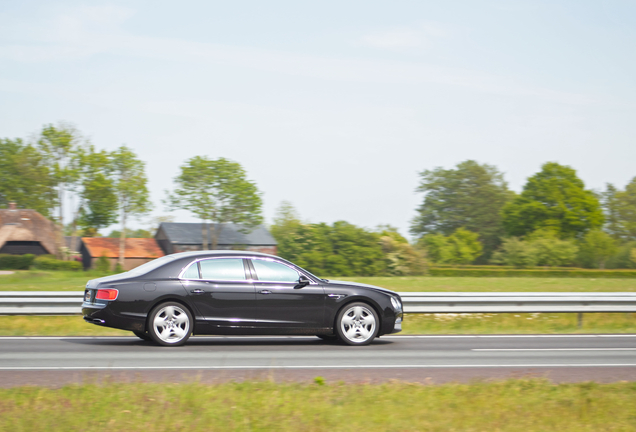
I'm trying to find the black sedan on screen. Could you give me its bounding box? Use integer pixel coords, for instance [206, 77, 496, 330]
[82, 251, 403, 346]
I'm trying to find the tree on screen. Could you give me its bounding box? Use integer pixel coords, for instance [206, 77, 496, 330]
[36, 123, 86, 256]
[501, 162, 603, 239]
[377, 226, 427, 276]
[107, 228, 152, 238]
[410, 160, 514, 260]
[166, 157, 263, 250]
[491, 229, 578, 268]
[420, 228, 483, 264]
[578, 229, 618, 269]
[111, 145, 152, 268]
[491, 237, 538, 268]
[0, 138, 55, 214]
[72, 147, 118, 250]
[525, 229, 578, 267]
[603, 178, 636, 241]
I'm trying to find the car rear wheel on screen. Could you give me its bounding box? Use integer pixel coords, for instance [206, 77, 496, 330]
[335, 302, 378, 346]
[133, 330, 152, 341]
[148, 302, 193, 347]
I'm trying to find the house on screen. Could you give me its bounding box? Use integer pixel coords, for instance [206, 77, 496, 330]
[80, 237, 164, 271]
[0, 203, 57, 255]
[155, 223, 277, 255]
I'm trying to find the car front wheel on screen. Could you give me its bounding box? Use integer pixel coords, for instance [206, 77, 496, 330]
[148, 302, 193, 347]
[335, 302, 378, 346]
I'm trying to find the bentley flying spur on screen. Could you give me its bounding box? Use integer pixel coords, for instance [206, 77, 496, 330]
[82, 251, 403, 346]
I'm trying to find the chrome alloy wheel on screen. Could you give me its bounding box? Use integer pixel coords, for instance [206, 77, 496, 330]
[151, 304, 191, 345]
[338, 304, 377, 345]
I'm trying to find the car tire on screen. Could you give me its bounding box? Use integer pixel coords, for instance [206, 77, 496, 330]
[316, 334, 339, 342]
[335, 302, 379, 346]
[133, 330, 152, 341]
[147, 302, 193, 347]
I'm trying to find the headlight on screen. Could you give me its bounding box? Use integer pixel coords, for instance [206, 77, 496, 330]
[390, 296, 402, 311]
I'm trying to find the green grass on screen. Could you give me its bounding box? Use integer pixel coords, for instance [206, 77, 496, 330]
[334, 276, 636, 292]
[0, 270, 104, 291]
[2, 313, 635, 337]
[3, 272, 636, 292]
[1, 380, 635, 431]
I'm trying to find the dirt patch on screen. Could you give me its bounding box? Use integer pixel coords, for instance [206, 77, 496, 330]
[0, 271, 14, 276]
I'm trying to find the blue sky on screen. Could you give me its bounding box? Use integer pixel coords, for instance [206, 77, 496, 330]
[1, 1, 635, 237]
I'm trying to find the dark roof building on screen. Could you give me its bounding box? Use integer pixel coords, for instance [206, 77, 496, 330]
[0, 203, 57, 255]
[155, 223, 277, 255]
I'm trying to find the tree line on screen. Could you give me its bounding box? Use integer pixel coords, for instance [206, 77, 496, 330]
[2, 123, 635, 273]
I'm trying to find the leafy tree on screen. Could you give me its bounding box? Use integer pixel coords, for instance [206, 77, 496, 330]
[37, 123, 86, 256]
[492, 230, 578, 268]
[491, 237, 538, 268]
[501, 162, 603, 239]
[525, 229, 578, 267]
[578, 229, 618, 269]
[166, 157, 263, 249]
[111, 145, 152, 268]
[377, 226, 426, 276]
[603, 178, 636, 241]
[410, 160, 514, 260]
[270, 204, 387, 277]
[420, 228, 483, 264]
[0, 138, 55, 214]
[71, 147, 118, 251]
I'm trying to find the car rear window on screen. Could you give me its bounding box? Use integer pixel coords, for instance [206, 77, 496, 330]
[199, 258, 247, 281]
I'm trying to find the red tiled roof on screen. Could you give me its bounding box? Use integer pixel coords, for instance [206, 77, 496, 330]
[82, 238, 164, 259]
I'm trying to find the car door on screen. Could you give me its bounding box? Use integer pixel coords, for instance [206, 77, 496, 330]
[249, 258, 326, 329]
[180, 257, 258, 328]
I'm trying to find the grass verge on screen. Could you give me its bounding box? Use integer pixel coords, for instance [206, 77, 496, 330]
[2, 313, 635, 336]
[1, 380, 635, 431]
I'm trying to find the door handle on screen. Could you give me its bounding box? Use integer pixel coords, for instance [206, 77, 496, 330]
[259, 290, 272, 295]
[190, 289, 205, 294]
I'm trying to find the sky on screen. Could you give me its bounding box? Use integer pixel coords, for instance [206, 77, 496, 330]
[1, 0, 635, 238]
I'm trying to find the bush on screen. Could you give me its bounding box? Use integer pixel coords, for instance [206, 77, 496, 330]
[0, 254, 35, 270]
[429, 268, 636, 278]
[95, 254, 111, 273]
[32, 255, 82, 271]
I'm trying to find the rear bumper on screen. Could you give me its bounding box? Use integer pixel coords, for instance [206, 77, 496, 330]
[82, 302, 146, 332]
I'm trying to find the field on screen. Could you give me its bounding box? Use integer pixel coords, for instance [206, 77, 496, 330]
[1, 379, 635, 431]
[2, 271, 636, 292]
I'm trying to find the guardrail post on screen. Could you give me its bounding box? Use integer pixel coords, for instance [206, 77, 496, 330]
[577, 313, 583, 329]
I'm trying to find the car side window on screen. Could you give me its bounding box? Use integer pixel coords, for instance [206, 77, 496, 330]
[251, 259, 300, 283]
[182, 262, 200, 279]
[199, 258, 247, 281]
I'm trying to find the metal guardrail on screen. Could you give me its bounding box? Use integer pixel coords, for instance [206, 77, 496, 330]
[2, 291, 636, 315]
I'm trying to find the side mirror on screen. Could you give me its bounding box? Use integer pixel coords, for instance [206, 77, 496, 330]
[295, 275, 310, 289]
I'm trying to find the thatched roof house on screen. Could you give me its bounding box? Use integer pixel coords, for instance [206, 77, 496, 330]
[0, 203, 57, 255]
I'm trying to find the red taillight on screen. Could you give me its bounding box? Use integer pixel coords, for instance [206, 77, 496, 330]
[96, 289, 119, 300]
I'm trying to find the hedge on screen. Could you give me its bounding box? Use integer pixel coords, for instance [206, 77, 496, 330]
[430, 265, 583, 270]
[0, 254, 36, 270]
[32, 255, 82, 271]
[429, 268, 636, 278]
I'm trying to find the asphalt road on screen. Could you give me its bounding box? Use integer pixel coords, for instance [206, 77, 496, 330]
[1, 335, 636, 386]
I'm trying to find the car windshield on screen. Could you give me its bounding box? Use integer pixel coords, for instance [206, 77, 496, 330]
[126, 255, 179, 276]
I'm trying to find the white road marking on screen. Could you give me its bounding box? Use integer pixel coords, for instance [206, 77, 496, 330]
[473, 348, 636, 352]
[0, 364, 636, 371]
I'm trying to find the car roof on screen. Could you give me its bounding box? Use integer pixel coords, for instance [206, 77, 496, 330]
[167, 250, 280, 260]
